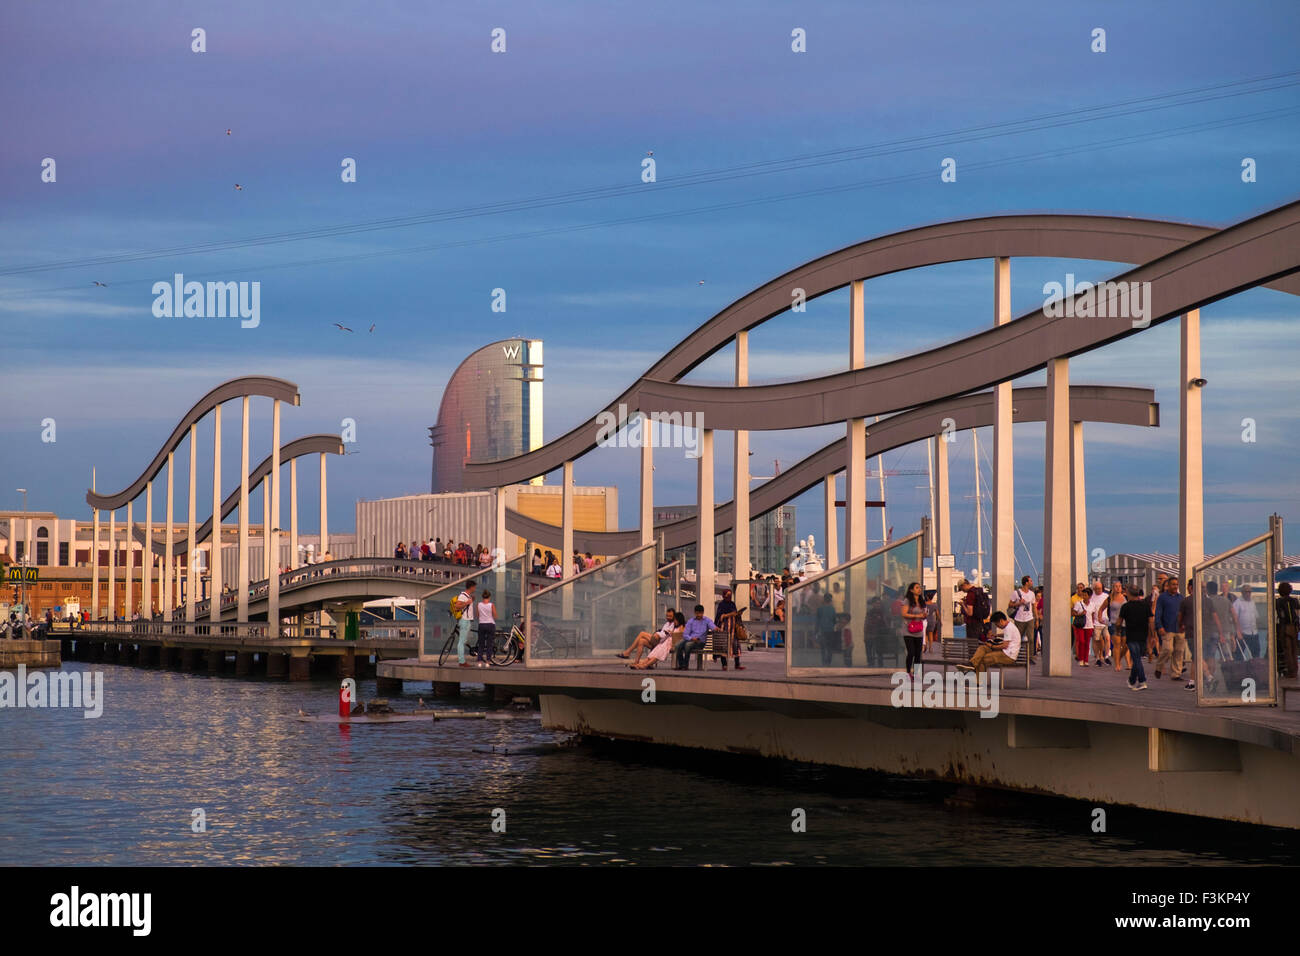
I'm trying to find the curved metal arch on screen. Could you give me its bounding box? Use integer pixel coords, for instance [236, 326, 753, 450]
[506, 383, 1158, 554]
[464, 206, 1300, 487]
[87, 376, 301, 510]
[131, 434, 344, 556]
[635, 199, 1300, 429]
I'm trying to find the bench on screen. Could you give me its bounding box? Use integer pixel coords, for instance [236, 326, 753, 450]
[680, 628, 732, 671]
[925, 636, 1031, 689]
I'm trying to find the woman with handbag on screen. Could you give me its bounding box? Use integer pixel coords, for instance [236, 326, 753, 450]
[1071, 582, 1091, 665]
[901, 581, 927, 677]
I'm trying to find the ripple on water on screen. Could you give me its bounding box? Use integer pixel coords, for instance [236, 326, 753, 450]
[1, 662, 1295, 866]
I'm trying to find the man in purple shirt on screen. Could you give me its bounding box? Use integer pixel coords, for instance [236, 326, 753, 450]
[675, 604, 716, 669]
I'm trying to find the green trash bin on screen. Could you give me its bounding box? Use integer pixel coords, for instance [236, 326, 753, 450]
[344, 610, 359, 642]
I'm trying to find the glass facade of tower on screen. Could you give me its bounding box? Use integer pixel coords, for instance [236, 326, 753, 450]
[429, 339, 543, 493]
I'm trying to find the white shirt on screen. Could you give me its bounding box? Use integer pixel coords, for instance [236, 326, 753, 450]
[1087, 592, 1109, 628]
[993, 620, 1021, 660]
[1012, 587, 1036, 623]
[545, 563, 562, 578]
[1233, 597, 1259, 634]
[458, 591, 475, 620]
[476, 600, 495, 626]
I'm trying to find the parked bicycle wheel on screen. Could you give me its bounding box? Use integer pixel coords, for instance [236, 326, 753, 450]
[491, 629, 516, 666]
[438, 631, 455, 667]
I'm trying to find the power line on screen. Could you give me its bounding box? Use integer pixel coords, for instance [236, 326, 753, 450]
[7, 100, 1291, 303]
[2, 70, 1297, 283]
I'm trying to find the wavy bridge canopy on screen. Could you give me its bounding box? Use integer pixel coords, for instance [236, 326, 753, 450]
[86, 376, 301, 511]
[130, 434, 345, 556]
[465, 205, 1300, 488]
[506, 383, 1158, 554]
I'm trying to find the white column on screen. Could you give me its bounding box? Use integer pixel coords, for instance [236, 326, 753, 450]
[991, 256, 1015, 610]
[271, 401, 281, 543]
[238, 396, 250, 621]
[186, 424, 197, 622]
[561, 460, 574, 618]
[824, 473, 838, 570]
[1070, 421, 1088, 585]
[1042, 358, 1072, 677]
[108, 509, 116, 619]
[319, 453, 329, 558]
[639, 419, 654, 547]
[934, 434, 953, 637]
[91, 505, 101, 620]
[697, 429, 715, 610]
[210, 404, 222, 622]
[164, 452, 174, 621]
[495, 485, 507, 561]
[1179, 310, 1204, 588]
[561, 461, 574, 576]
[125, 501, 133, 618]
[289, 458, 299, 569]
[845, 279, 867, 560]
[733, 330, 751, 588]
[259, 483, 268, 578]
[144, 482, 153, 616]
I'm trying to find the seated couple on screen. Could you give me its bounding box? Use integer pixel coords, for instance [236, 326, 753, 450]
[956, 612, 1022, 674]
[619, 610, 686, 669]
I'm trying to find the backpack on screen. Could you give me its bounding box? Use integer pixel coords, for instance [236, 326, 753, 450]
[969, 587, 990, 624]
[450, 592, 467, 620]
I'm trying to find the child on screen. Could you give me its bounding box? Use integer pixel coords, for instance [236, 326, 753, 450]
[475, 590, 496, 668]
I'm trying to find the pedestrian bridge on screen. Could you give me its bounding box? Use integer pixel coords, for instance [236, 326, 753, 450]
[191, 557, 466, 617]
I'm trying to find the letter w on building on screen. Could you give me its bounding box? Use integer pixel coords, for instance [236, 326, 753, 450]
[502, 343, 521, 360]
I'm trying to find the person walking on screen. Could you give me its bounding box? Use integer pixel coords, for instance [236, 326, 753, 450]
[1119, 585, 1151, 690]
[1070, 583, 1091, 665]
[1147, 572, 1169, 661]
[1087, 579, 1111, 666]
[958, 579, 991, 643]
[1232, 585, 1260, 660]
[1177, 578, 1199, 690]
[901, 581, 927, 678]
[1276, 582, 1300, 679]
[475, 590, 496, 668]
[1009, 576, 1038, 659]
[1108, 581, 1129, 672]
[1153, 576, 1185, 681]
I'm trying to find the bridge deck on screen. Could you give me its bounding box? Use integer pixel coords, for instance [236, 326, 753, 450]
[380, 646, 1300, 753]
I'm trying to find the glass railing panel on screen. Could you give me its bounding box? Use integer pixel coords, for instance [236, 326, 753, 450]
[787, 531, 923, 674]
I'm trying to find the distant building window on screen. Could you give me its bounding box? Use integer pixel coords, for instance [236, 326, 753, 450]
[14, 541, 24, 561]
[59, 542, 69, 565]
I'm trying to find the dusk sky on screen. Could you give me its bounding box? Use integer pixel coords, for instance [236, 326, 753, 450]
[2, 0, 1297, 574]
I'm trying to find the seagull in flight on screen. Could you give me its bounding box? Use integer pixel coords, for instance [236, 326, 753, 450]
[698, 279, 705, 285]
[368, 323, 375, 333]
[226, 128, 232, 135]
[646, 150, 654, 156]
[333, 323, 353, 332]
[234, 183, 243, 190]
[93, 281, 107, 287]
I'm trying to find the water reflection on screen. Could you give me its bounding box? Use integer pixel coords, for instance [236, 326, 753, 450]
[0, 661, 1293, 866]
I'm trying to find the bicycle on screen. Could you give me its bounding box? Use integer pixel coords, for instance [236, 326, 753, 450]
[438, 619, 481, 666]
[491, 612, 569, 665]
[490, 612, 529, 666]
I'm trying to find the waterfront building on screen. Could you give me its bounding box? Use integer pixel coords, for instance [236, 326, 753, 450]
[428, 338, 544, 494]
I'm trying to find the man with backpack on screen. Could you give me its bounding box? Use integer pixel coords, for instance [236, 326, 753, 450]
[959, 579, 991, 643]
[451, 580, 477, 668]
